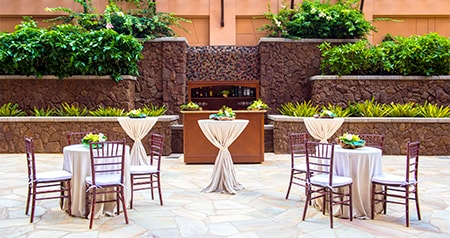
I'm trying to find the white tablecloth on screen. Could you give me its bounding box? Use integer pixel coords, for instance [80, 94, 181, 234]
[117, 117, 158, 166]
[62, 144, 131, 218]
[304, 118, 345, 142]
[322, 145, 383, 218]
[198, 119, 249, 194]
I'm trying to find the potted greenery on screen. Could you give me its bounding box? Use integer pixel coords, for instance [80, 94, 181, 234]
[247, 99, 270, 110]
[209, 106, 236, 120]
[180, 101, 202, 111]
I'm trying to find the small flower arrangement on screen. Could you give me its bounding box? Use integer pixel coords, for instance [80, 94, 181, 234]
[180, 101, 202, 111]
[82, 133, 107, 148]
[337, 132, 365, 149]
[314, 110, 336, 118]
[209, 106, 236, 120]
[127, 109, 147, 118]
[247, 99, 270, 110]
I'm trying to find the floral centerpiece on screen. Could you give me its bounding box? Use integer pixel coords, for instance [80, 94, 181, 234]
[247, 99, 270, 110]
[337, 133, 365, 149]
[209, 106, 236, 120]
[127, 109, 147, 118]
[314, 110, 336, 119]
[180, 101, 202, 111]
[82, 133, 107, 148]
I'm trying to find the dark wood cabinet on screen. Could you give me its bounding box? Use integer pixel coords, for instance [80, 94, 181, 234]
[188, 80, 259, 110]
[182, 110, 265, 164]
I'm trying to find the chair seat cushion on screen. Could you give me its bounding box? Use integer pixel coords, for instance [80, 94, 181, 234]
[310, 174, 352, 187]
[85, 174, 122, 186]
[372, 174, 417, 186]
[36, 170, 72, 182]
[130, 165, 158, 175]
[293, 164, 307, 172]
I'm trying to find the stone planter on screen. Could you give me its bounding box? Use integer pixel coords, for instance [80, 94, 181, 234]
[0, 115, 179, 155]
[268, 115, 450, 155]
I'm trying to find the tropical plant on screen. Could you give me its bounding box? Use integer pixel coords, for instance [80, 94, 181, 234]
[180, 101, 202, 111]
[140, 103, 167, 116]
[247, 99, 270, 110]
[89, 106, 125, 116]
[386, 102, 420, 117]
[417, 101, 450, 118]
[260, 0, 375, 39]
[278, 101, 319, 117]
[347, 98, 391, 117]
[321, 103, 351, 117]
[55, 103, 88, 116]
[30, 107, 56, 116]
[0, 102, 27, 116]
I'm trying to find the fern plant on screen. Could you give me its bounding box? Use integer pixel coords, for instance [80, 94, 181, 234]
[55, 103, 88, 116]
[417, 101, 450, 118]
[387, 102, 420, 117]
[278, 101, 319, 117]
[30, 106, 56, 116]
[0, 102, 26, 116]
[89, 106, 125, 116]
[140, 103, 168, 117]
[348, 98, 391, 117]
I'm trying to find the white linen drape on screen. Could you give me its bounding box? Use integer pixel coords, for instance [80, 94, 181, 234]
[117, 117, 158, 166]
[198, 119, 249, 194]
[304, 118, 345, 142]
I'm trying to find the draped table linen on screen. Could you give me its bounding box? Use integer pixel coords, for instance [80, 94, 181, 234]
[117, 117, 158, 166]
[304, 118, 345, 142]
[62, 144, 131, 218]
[198, 119, 249, 194]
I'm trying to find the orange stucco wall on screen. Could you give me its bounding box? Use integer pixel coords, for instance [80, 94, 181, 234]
[0, 0, 449, 46]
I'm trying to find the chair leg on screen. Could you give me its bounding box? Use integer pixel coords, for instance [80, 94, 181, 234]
[30, 184, 37, 223]
[349, 184, 353, 222]
[89, 189, 97, 229]
[415, 189, 421, 220]
[328, 189, 333, 229]
[119, 188, 129, 224]
[130, 176, 134, 209]
[383, 185, 387, 214]
[150, 175, 155, 200]
[157, 174, 163, 206]
[405, 187, 410, 227]
[302, 185, 310, 221]
[370, 183, 375, 219]
[66, 181, 72, 216]
[285, 172, 294, 199]
[25, 183, 31, 215]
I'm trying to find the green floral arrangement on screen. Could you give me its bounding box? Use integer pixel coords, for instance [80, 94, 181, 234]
[82, 133, 107, 148]
[314, 109, 336, 118]
[247, 99, 270, 110]
[209, 106, 236, 120]
[337, 132, 365, 149]
[127, 109, 147, 118]
[180, 101, 202, 111]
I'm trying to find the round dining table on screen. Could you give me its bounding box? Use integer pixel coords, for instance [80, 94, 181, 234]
[198, 119, 249, 194]
[62, 144, 131, 218]
[303, 117, 345, 142]
[117, 117, 158, 166]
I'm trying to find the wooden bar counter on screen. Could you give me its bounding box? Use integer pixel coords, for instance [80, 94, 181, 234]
[182, 110, 265, 164]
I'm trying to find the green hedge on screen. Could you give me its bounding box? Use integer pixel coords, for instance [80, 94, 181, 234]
[0, 19, 143, 82]
[319, 33, 450, 76]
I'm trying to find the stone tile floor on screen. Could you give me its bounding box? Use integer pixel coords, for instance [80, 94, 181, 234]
[1, 153, 449, 238]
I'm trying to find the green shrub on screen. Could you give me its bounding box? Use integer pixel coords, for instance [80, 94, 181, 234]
[0, 18, 143, 81]
[0, 103, 26, 116]
[347, 98, 391, 117]
[56, 103, 88, 116]
[139, 103, 168, 117]
[30, 107, 56, 116]
[89, 106, 126, 116]
[319, 33, 450, 76]
[386, 102, 420, 117]
[260, 0, 375, 39]
[321, 104, 351, 117]
[417, 101, 450, 118]
[278, 101, 319, 117]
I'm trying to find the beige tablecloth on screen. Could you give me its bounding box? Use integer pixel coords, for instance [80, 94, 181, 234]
[62, 144, 131, 218]
[304, 118, 345, 142]
[314, 145, 383, 219]
[198, 119, 249, 194]
[117, 117, 158, 166]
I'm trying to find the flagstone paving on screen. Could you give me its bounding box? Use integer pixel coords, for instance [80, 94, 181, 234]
[1, 153, 449, 237]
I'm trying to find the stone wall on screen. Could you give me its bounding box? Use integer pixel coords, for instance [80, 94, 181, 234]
[0, 116, 179, 155]
[269, 115, 450, 155]
[311, 75, 450, 106]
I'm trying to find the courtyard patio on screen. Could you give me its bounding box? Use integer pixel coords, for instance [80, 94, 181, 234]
[1, 152, 449, 237]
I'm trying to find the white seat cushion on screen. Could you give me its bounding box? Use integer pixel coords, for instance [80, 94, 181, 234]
[36, 170, 72, 182]
[85, 174, 122, 186]
[130, 165, 158, 175]
[310, 174, 352, 188]
[293, 164, 307, 172]
[372, 174, 417, 186]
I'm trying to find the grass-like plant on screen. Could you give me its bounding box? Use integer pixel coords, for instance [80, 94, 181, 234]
[321, 103, 351, 117]
[55, 103, 88, 116]
[386, 102, 420, 117]
[417, 101, 450, 118]
[139, 103, 168, 117]
[89, 106, 125, 116]
[278, 101, 319, 117]
[347, 98, 391, 117]
[0, 102, 26, 116]
[30, 106, 56, 116]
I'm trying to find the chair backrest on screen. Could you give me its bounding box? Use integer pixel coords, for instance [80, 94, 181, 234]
[288, 132, 308, 167]
[359, 134, 385, 150]
[406, 141, 420, 183]
[24, 137, 37, 182]
[89, 140, 126, 185]
[67, 131, 96, 145]
[305, 141, 335, 184]
[149, 133, 165, 170]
